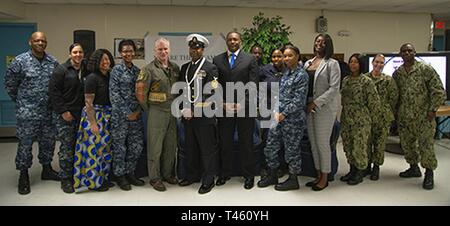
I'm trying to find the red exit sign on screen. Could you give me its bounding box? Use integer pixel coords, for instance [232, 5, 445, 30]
[435, 21, 445, 29]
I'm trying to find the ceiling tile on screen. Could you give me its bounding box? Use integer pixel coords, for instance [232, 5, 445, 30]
[172, 0, 206, 5]
[15, 0, 450, 18]
[105, 0, 138, 5]
[68, 0, 104, 4]
[136, 0, 171, 5]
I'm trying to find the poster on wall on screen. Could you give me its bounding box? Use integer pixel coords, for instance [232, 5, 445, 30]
[114, 38, 145, 59]
[144, 32, 227, 66]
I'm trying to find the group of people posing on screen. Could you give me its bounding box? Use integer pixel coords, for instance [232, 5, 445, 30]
[4, 30, 445, 196]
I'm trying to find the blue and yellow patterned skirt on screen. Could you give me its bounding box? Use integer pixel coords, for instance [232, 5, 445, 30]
[73, 105, 112, 192]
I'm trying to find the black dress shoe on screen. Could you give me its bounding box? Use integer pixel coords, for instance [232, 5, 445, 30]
[198, 183, 215, 194]
[126, 174, 145, 186]
[117, 176, 131, 191]
[312, 182, 328, 191]
[305, 180, 318, 187]
[215, 177, 230, 186]
[61, 179, 75, 194]
[96, 183, 110, 192]
[107, 181, 115, 188]
[244, 177, 254, 190]
[164, 176, 179, 185]
[179, 180, 193, 187]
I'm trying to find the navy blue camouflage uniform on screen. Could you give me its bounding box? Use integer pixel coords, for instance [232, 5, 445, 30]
[48, 59, 85, 180]
[264, 66, 308, 174]
[4, 50, 58, 170]
[109, 61, 144, 177]
[258, 64, 287, 172]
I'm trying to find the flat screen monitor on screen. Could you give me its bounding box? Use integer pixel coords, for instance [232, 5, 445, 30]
[366, 52, 450, 100]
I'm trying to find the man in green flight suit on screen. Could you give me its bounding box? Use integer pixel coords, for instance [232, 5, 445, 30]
[393, 43, 446, 190]
[136, 37, 180, 191]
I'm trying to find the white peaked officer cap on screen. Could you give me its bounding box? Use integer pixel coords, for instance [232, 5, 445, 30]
[186, 33, 209, 48]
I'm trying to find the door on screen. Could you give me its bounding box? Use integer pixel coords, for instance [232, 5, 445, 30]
[446, 29, 450, 51]
[433, 35, 444, 51]
[0, 23, 36, 137]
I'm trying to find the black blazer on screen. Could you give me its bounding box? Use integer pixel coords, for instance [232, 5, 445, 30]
[48, 59, 86, 116]
[213, 51, 259, 116]
[178, 58, 219, 125]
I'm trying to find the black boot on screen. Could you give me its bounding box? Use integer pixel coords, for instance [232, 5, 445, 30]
[61, 179, 74, 194]
[370, 165, 380, 181]
[18, 170, 30, 195]
[257, 169, 278, 188]
[422, 168, 434, 190]
[347, 169, 363, 185]
[340, 165, 356, 182]
[260, 168, 268, 178]
[275, 173, 299, 191]
[126, 173, 145, 186]
[41, 164, 60, 181]
[399, 164, 422, 178]
[117, 176, 131, 191]
[363, 164, 372, 177]
[277, 167, 288, 178]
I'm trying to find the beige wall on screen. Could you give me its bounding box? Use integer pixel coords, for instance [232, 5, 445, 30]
[2, 4, 432, 67]
[0, 0, 25, 19]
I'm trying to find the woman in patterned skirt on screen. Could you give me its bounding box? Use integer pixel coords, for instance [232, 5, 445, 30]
[74, 49, 115, 192]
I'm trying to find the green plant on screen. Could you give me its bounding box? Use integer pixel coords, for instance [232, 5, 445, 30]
[241, 12, 292, 65]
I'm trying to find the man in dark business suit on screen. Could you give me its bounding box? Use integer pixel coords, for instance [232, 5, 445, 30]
[213, 31, 259, 189]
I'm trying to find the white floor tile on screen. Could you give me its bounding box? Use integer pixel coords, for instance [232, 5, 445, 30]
[0, 138, 449, 206]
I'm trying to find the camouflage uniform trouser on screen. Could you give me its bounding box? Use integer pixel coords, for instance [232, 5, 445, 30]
[55, 113, 79, 180]
[147, 107, 177, 181]
[110, 117, 144, 177]
[366, 122, 390, 166]
[264, 118, 305, 174]
[398, 119, 437, 170]
[341, 121, 370, 170]
[15, 117, 56, 170]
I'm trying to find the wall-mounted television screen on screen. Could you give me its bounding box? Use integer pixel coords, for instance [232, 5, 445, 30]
[365, 52, 450, 100]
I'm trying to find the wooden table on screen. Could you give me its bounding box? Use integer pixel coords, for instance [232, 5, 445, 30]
[436, 105, 450, 136]
[437, 105, 450, 117]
